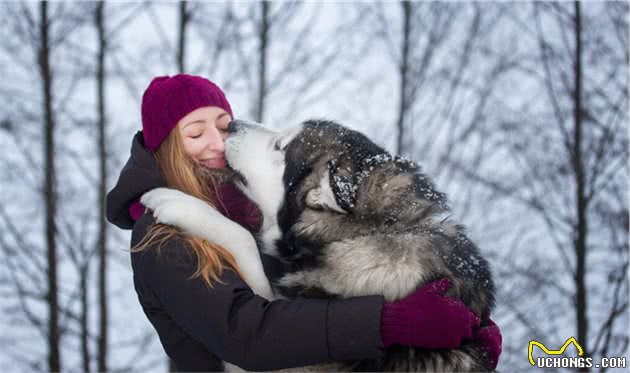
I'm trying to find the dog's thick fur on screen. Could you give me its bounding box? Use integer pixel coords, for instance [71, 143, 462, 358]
[142, 119, 495, 372]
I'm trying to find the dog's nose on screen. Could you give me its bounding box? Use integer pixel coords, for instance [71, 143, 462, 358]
[227, 119, 265, 135]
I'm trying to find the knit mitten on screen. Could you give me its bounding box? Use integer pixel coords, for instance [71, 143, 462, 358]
[472, 318, 502, 369]
[380, 278, 480, 349]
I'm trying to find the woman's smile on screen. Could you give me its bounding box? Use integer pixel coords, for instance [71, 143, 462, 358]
[200, 156, 227, 169]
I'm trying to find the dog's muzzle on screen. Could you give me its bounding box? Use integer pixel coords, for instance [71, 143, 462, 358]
[227, 119, 259, 134]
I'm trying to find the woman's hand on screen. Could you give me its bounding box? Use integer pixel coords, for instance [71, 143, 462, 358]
[380, 278, 480, 350]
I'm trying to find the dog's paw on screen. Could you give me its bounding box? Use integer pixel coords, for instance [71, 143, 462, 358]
[141, 188, 214, 230]
[142, 188, 275, 301]
[251, 276, 275, 301]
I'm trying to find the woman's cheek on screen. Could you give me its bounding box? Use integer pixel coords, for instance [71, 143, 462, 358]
[184, 139, 204, 160]
[192, 144, 206, 160]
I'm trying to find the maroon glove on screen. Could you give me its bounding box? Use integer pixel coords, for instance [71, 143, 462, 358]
[471, 318, 502, 370]
[380, 278, 480, 349]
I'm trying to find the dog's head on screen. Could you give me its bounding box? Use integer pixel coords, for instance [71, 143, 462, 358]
[224, 120, 300, 226]
[225, 119, 447, 256]
[224, 119, 365, 216]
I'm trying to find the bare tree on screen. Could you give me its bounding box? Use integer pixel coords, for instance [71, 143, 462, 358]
[452, 2, 628, 369]
[572, 2, 588, 362]
[177, 0, 189, 73]
[395, 1, 412, 156]
[375, 1, 468, 157]
[373, 2, 517, 232]
[1, 2, 162, 371]
[255, 1, 269, 123]
[95, 2, 108, 372]
[371, 3, 627, 370]
[38, 2, 60, 371]
[221, 2, 371, 126]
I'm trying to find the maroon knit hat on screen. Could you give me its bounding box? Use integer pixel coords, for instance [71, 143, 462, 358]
[141, 74, 233, 151]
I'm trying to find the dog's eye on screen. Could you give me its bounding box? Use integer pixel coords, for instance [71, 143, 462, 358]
[273, 140, 282, 151]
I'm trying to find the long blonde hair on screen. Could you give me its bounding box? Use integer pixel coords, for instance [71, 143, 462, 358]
[132, 127, 242, 286]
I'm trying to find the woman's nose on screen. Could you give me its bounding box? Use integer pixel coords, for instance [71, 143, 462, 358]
[208, 127, 225, 152]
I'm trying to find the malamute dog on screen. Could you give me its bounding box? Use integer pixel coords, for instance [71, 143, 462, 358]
[142, 119, 495, 372]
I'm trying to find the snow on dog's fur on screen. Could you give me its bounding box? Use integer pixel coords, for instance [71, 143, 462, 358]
[142, 119, 496, 372]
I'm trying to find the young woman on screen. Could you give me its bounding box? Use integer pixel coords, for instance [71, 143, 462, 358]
[106, 74, 501, 372]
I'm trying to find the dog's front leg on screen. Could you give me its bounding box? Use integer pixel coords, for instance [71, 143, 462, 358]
[141, 188, 274, 300]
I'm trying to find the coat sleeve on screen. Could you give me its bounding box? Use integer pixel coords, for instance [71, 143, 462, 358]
[132, 224, 384, 371]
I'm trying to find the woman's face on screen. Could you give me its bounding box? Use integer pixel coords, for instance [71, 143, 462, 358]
[177, 106, 231, 169]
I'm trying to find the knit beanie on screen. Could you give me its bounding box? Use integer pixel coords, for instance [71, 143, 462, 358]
[141, 74, 233, 151]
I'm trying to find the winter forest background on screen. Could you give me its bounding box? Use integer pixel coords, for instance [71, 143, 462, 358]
[0, 1, 628, 372]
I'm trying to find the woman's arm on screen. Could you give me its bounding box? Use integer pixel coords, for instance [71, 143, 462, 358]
[132, 215, 384, 371]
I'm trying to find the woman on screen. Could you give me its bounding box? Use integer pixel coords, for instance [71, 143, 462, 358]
[106, 74, 501, 371]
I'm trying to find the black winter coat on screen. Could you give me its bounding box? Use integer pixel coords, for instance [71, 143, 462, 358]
[106, 132, 385, 371]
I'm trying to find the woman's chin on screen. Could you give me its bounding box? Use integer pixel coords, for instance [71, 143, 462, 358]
[192, 161, 235, 185]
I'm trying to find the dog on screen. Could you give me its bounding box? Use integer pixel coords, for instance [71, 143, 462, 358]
[142, 119, 495, 371]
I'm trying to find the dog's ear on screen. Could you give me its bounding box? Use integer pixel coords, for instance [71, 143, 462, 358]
[305, 159, 354, 214]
